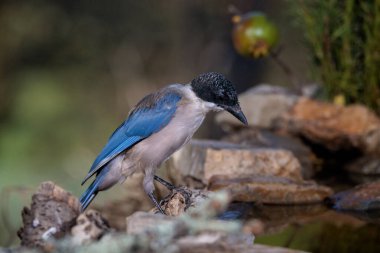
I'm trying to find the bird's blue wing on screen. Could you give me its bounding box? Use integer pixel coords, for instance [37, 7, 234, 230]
[81, 91, 182, 184]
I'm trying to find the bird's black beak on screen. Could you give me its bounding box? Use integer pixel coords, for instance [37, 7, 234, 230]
[225, 104, 248, 125]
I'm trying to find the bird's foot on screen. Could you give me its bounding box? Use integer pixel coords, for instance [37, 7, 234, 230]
[172, 186, 192, 210]
[148, 191, 166, 215]
[158, 185, 193, 212]
[154, 176, 190, 209]
[152, 176, 194, 214]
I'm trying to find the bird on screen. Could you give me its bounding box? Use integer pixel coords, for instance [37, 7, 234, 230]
[80, 72, 247, 213]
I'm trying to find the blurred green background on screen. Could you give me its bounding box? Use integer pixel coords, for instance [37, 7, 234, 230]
[0, 0, 310, 246]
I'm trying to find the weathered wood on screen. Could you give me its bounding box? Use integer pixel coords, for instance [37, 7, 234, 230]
[71, 209, 111, 245]
[17, 181, 80, 249]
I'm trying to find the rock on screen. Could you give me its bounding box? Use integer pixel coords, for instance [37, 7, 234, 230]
[223, 128, 319, 179]
[215, 85, 298, 130]
[151, 186, 209, 216]
[208, 175, 333, 204]
[9, 189, 313, 253]
[347, 173, 380, 185]
[345, 155, 380, 184]
[327, 181, 380, 211]
[276, 98, 380, 153]
[71, 209, 111, 245]
[346, 154, 380, 175]
[169, 139, 303, 188]
[128, 207, 308, 253]
[127, 191, 234, 233]
[126, 211, 175, 235]
[125, 191, 257, 253]
[17, 181, 80, 249]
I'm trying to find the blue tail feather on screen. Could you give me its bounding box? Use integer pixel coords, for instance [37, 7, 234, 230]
[80, 167, 109, 211]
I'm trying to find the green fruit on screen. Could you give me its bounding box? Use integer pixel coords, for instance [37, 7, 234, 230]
[232, 12, 279, 58]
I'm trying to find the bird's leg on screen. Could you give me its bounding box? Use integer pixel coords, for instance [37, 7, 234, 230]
[154, 175, 175, 190]
[143, 171, 166, 214]
[154, 175, 192, 210]
[148, 191, 165, 214]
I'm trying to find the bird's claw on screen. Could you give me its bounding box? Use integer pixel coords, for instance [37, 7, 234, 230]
[148, 191, 166, 215]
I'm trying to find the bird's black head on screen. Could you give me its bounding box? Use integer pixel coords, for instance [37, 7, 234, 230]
[191, 72, 248, 125]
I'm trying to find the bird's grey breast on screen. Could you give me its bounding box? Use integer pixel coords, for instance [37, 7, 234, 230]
[130, 85, 206, 168]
